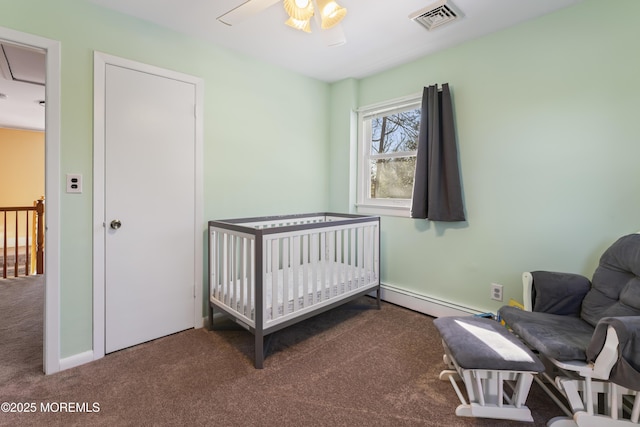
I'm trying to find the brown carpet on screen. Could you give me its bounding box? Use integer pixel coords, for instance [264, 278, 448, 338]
[0, 276, 563, 426]
[0, 275, 44, 386]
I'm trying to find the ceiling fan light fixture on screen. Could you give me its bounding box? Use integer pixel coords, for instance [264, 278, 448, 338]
[283, 0, 314, 21]
[285, 16, 312, 33]
[316, 0, 347, 29]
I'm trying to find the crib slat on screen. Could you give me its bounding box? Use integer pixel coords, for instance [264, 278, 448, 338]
[327, 231, 334, 298]
[311, 233, 319, 305]
[353, 228, 359, 288]
[342, 229, 348, 291]
[271, 238, 279, 321]
[372, 224, 380, 282]
[210, 230, 216, 300]
[320, 232, 327, 301]
[282, 237, 290, 316]
[249, 238, 254, 320]
[232, 233, 237, 307]
[223, 233, 230, 305]
[210, 230, 218, 300]
[331, 230, 345, 295]
[231, 235, 237, 311]
[364, 226, 371, 285]
[292, 235, 300, 313]
[350, 228, 356, 289]
[302, 234, 309, 308]
[218, 232, 223, 302]
[239, 237, 246, 317]
[358, 226, 365, 288]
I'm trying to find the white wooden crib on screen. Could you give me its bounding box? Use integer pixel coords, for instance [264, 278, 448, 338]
[208, 213, 380, 368]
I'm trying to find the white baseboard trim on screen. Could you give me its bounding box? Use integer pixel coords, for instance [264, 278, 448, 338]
[377, 283, 484, 318]
[58, 350, 95, 372]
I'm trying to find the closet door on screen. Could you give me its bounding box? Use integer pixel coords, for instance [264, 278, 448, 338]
[103, 63, 196, 353]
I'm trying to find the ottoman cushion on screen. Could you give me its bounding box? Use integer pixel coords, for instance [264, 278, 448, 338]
[433, 316, 544, 373]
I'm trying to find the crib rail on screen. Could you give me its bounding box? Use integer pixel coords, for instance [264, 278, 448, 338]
[262, 221, 379, 328]
[214, 212, 370, 231]
[209, 228, 256, 328]
[208, 213, 380, 331]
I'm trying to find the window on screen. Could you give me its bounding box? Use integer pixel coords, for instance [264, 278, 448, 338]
[356, 93, 421, 216]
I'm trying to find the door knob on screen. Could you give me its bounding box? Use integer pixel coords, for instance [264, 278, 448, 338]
[110, 219, 122, 230]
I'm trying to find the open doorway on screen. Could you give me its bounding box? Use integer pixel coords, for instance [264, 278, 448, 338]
[0, 26, 61, 375]
[0, 41, 46, 378]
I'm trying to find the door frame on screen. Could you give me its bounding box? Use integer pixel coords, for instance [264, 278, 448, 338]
[0, 27, 61, 374]
[92, 52, 204, 359]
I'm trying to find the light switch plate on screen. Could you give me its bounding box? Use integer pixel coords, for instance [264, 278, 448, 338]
[66, 173, 82, 193]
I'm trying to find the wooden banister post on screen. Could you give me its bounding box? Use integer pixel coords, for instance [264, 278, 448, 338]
[2, 212, 6, 279]
[36, 198, 45, 274]
[14, 212, 19, 277]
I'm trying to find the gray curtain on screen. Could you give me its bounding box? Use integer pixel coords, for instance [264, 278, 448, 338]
[410, 84, 465, 221]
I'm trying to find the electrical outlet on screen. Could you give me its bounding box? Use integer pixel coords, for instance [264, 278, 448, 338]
[490, 283, 503, 302]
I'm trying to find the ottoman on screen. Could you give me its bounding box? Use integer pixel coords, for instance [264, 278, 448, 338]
[433, 316, 544, 422]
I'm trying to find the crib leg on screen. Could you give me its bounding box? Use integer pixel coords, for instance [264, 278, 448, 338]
[209, 305, 245, 331]
[208, 303, 214, 330]
[255, 331, 264, 369]
[376, 287, 381, 309]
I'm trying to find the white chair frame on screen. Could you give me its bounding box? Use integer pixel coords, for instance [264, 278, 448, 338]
[438, 339, 539, 422]
[522, 273, 640, 427]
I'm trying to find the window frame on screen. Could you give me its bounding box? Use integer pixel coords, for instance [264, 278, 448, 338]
[356, 92, 422, 217]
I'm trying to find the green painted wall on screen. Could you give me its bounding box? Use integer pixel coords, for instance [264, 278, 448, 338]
[329, 0, 640, 312]
[0, 0, 330, 358]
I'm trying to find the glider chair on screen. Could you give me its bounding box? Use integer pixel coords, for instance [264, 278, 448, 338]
[499, 233, 640, 427]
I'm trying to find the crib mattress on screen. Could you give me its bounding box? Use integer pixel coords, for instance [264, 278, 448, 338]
[212, 261, 376, 322]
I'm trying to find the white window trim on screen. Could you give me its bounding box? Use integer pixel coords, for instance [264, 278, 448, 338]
[356, 92, 422, 218]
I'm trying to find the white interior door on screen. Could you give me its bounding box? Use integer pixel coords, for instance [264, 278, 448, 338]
[104, 63, 196, 353]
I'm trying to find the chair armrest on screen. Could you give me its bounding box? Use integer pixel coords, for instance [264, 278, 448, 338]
[587, 316, 640, 389]
[590, 325, 619, 380]
[523, 271, 590, 315]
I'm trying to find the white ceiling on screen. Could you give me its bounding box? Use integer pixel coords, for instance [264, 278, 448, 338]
[90, 0, 583, 82]
[0, 0, 584, 131]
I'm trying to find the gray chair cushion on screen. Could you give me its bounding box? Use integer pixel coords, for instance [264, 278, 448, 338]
[531, 271, 590, 316]
[581, 233, 640, 326]
[499, 306, 594, 361]
[433, 316, 544, 372]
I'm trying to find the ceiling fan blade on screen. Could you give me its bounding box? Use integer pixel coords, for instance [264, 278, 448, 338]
[217, 0, 281, 26]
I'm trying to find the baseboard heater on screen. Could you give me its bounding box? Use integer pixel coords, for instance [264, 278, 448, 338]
[375, 283, 483, 318]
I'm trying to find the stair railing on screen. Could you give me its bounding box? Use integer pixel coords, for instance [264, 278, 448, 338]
[1, 198, 44, 278]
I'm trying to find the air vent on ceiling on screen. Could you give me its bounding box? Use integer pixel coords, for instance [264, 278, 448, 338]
[409, 0, 462, 31]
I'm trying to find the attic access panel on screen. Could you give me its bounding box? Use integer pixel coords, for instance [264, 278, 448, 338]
[0, 43, 46, 85]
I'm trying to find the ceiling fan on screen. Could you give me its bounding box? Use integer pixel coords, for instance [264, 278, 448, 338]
[217, 0, 348, 47]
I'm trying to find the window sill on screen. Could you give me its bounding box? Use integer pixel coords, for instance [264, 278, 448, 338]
[355, 203, 411, 218]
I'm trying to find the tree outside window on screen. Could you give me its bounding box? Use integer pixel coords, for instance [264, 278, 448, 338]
[369, 108, 420, 199]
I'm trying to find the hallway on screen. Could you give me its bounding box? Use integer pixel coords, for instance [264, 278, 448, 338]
[0, 274, 44, 383]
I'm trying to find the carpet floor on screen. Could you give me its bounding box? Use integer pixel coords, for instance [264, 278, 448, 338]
[0, 276, 564, 426]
